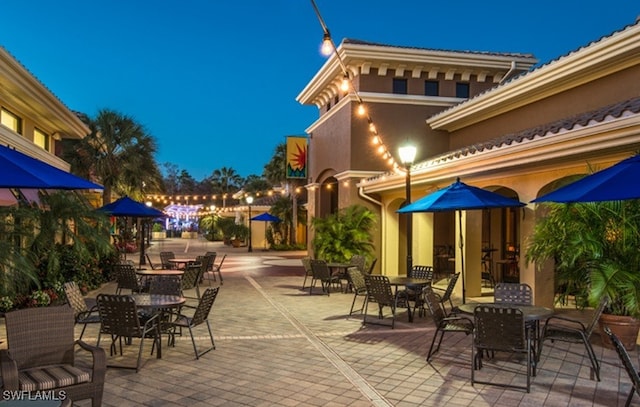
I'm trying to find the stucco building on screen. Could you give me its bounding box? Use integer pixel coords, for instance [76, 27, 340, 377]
[0, 46, 91, 203]
[298, 19, 640, 307]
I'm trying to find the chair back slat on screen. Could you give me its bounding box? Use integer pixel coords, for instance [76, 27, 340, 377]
[310, 259, 331, 280]
[191, 287, 220, 326]
[204, 252, 217, 271]
[366, 258, 378, 274]
[182, 262, 203, 290]
[440, 272, 460, 303]
[114, 263, 142, 294]
[411, 265, 434, 281]
[96, 294, 142, 338]
[349, 255, 366, 274]
[347, 267, 367, 293]
[64, 281, 89, 315]
[301, 257, 313, 276]
[586, 296, 609, 337]
[4, 306, 75, 369]
[494, 283, 533, 305]
[160, 251, 176, 269]
[474, 305, 526, 351]
[423, 286, 447, 326]
[364, 275, 394, 306]
[149, 275, 182, 296]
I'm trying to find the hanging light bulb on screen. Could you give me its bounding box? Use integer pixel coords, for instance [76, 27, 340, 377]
[357, 104, 366, 116]
[368, 122, 377, 133]
[340, 73, 349, 92]
[372, 135, 381, 145]
[321, 32, 333, 56]
[377, 145, 385, 154]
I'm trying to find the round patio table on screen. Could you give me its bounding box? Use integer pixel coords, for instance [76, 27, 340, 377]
[130, 294, 186, 359]
[136, 269, 184, 277]
[386, 277, 431, 322]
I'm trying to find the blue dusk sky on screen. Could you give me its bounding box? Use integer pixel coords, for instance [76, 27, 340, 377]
[1, 1, 638, 180]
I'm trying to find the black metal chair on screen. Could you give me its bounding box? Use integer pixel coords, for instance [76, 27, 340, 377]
[149, 275, 182, 296]
[181, 261, 204, 301]
[347, 267, 367, 315]
[309, 259, 341, 295]
[114, 263, 144, 294]
[366, 258, 378, 275]
[96, 294, 160, 373]
[160, 251, 176, 269]
[168, 287, 220, 359]
[423, 285, 473, 361]
[201, 251, 218, 286]
[539, 296, 608, 381]
[406, 265, 434, 317]
[494, 282, 533, 305]
[64, 281, 101, 341]
[472, 304, 534, 393]
[208, 254, 226, 285]
[363, 275, 410, 329]
[433, 272, 460, 316]
[301, 257, 313, 289]
[604, 326, 640, 406]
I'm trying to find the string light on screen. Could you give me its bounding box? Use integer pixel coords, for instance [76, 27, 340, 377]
[310, 0, 399, 169]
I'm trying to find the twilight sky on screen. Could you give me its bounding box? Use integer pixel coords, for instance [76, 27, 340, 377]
[1, 1, 638, 180]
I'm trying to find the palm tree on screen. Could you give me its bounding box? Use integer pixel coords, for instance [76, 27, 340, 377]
[209, 167, 242, 207]
[65, 109, 162, 205]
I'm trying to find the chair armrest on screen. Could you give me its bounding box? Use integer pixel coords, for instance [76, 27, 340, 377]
[0, 350, 19, 389]
[75, 340, 106, 383]
[543, 315, 587, 331]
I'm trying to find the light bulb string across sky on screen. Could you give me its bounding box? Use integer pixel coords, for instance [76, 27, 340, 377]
[310, 0, 403, 173]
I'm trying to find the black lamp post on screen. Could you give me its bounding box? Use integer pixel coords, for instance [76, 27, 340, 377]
[246, 196, 253, 253]
[399, 144, 417, 277]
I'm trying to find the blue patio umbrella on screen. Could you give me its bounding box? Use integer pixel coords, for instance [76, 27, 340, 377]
[0, 144, 103, 189]
[98, 196, 165, 264]
[98, 196, 164, 218]
[251, 213, 282, 222]
[532, 155, 640, 203]
[251, 212, 281, 250]
[398, 178, 525, 303]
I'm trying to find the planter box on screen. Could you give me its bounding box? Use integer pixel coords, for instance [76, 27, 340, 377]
[181, 231, 198, 239]
[151, 231, 166, 239]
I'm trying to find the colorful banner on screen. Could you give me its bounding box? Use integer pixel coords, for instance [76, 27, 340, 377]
[286, 136, 308, 179]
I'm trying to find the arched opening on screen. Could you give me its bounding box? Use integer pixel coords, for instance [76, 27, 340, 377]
[319, 176, 338, 217]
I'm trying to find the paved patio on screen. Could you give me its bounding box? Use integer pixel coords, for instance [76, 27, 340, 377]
[8, 238, 637, 406]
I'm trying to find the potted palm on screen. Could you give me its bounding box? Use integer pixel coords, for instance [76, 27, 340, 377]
[311, 204, 376, 263]
[526, 200, 640, 349]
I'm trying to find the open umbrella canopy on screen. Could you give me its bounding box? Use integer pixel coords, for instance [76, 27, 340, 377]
[532, 155, 640, 203]
[397, 178, 525, 213]
[0, 144, 103, 189]
[98, 196, 164, 218]
[397, 178, 525, 304]
[251, 213, 282, 222]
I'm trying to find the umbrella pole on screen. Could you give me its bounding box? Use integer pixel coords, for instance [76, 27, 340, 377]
[458, 210, 466, 304]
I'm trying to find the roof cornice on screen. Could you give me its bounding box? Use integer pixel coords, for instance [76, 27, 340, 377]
[428, 22, 640, 131]
[0, 46, 90, 138]
[297, 41, 537, 107]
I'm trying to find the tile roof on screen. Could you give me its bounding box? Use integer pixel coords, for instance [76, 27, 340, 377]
[419, 96, 640, 169]
[427, 19, 640, 122]
[343, 38, 535, 59]
[364, 96, 640, 183]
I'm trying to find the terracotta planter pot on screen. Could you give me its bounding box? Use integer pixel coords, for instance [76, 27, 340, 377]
[598, 313, 640, 350]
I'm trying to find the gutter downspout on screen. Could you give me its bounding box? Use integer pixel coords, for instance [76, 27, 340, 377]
[500, 61, 517, 83]
[358, 185, 382, 208]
